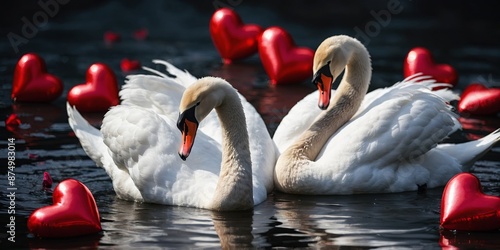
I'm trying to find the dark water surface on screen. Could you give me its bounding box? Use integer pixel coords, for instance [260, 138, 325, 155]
[1, 1, 500, 249]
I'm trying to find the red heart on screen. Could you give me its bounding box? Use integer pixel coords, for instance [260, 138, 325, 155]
[43, 171, 53, 189]
[210, 8, 263, 64]
[67, 63, 119, 112]
[440, 173, 500, 231]
[458, 83, 500, 116]
[6, 114, 21, 132]
[11, 53, 63, 102]
[404, 47, 458, 87]
[120, 58, 141, 72]
[133, 28, 148, 40]
[258, 26, 314, 85]
[103, 31, 121, 44]
[28, 179, 102, 238]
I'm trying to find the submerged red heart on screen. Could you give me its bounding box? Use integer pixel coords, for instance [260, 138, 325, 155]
[42, 171, 53, 189]
[28, 179, 102, 238]
[104, 31, 121, 44]
[133, 28, 148, 40]
[120, 58, 141, 72]
[440, 173, 500, 231]
[258, 26, 313, 85]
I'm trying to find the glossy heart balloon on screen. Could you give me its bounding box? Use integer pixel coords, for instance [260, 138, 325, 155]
[120, 58, 141, 72]
[28, 179, 102, 238]
[258, 26, 314, 85]
[440, 173, 500, 231]
[458, 83, 500, 116]
[404, 47, 458, 87]
[210, 8, 263, 64]
[12, 53, 63, 102]
[67, 63, 119, 112]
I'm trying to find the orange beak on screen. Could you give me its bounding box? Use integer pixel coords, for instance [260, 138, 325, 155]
[177, 107, 199, 161]
[312, 62, 333, 110]
[316, 73, 333, 110]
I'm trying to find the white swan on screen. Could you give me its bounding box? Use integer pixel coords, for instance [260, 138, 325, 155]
[67, 61, 277, 210]
[273, 35, 500, 195]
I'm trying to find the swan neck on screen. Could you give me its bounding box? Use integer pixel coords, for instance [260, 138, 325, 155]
[211, 90, 253, 211]
[307, 41, 371, 160]
[277, 38, 371, 183]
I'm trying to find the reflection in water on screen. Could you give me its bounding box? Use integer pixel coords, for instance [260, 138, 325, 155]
[28, 233, 102, 249]
[211, 210, 254, 249]
[7, 103, 63, 145]
[440, 230, 500, 249]
[459, 115, 500, 140]
[271, 192, 441, 248]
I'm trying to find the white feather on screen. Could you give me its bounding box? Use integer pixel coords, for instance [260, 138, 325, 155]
[68, 60, 277, 209]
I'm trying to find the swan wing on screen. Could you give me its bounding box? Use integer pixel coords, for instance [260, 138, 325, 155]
[119, 60, 197, 121]
[102, 105, 224, 208]
[67, 103, 143, 201]
[312, 80, 460, 193]
[70, 60, 275, 207]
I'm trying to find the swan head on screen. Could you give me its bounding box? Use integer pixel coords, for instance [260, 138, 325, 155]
[312, 35, 353, 110]
[177, 77, 227, 160]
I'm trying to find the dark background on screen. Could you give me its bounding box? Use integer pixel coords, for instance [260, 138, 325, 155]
[1, 0, 500, 248]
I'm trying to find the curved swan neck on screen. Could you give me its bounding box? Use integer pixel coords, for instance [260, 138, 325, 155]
[304, 37, 371, 160]
[276, 36, 371, 192]
[211, 87, 253, 211]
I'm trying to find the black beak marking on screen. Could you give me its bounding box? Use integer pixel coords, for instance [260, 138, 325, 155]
[312, 61, 332, 87]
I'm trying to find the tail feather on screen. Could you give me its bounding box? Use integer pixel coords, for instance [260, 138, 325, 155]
[437, 128, 500, 171]
[67, 103, 107, 167]
[67, 103, 144, 201]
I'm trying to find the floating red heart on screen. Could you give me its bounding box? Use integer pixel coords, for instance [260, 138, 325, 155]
[210, 8, 263, 64]
[11, 53, 63, 102]
[404, 47, 458, 87]
[67, 63, 119, 112]
[28, 179, 102, 238]
[120, 58, 141, 72]
[458, 83, 500, 116]
[258, 26, 314, 85]
[440, 173, 500, 231]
